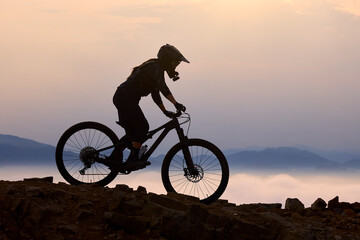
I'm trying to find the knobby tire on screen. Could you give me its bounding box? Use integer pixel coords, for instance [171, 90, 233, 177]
[55, 121, 120, 186]
[161, 138, 229, 204]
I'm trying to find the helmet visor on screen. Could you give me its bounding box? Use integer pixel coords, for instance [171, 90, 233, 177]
[181, 56, 190, 63]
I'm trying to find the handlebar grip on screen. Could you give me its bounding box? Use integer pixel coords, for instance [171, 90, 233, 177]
[174, 110, 182, 118]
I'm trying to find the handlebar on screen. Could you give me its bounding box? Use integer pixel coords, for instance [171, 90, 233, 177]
[174, 110, 182, 118]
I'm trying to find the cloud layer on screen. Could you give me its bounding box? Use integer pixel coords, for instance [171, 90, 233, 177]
[1, 166, 359, 207]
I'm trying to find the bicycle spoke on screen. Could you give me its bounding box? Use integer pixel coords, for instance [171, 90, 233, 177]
[174, 178, 189, 191]
[163, 139, 229, 204]
[56, 122, 120, 187]
[168, 172, 184, 178]
[62, 130, 112, 181]
[169, 164, 183, 171]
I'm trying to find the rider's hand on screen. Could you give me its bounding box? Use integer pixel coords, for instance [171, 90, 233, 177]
[175, 102, 186, 112]
[163, 110, 176, 118]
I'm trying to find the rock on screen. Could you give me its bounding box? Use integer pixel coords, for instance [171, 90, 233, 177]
[238, 203, 282, 212]
[136, 186, 147, 194]
[285, 198, 304, 213]
[107, 192, 124, 212]
[166, 191, 199, 203]
[23, 176, 53, 183]
[119, 198, 144, 215]
[114, 184, 133, 192]
[186, 204, 209, 222]
[75, 200, 93, 210]
[351, 202, 360, 213]
[147, 193, 188, 212]
[339, 202, 351, 210]
[76, 209, 96, 220]
[1, 180, 360, 240]
[311, 198, 327, 211]
[106, 212, 150, 233]
[343, 209, 357, 218]
[25, 186, 45, 198]
[328, 196, 340, 210]
[160, 214, 212, 240]
[56, 225, 77, 235]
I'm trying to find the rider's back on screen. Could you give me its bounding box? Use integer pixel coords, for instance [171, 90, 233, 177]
[119, 59, 170, 98]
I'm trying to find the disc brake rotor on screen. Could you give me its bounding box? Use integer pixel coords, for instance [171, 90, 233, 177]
[184, 164, 204, 183]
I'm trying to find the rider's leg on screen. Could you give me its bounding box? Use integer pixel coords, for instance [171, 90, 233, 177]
[125, 120, 151, 170]
[126, 141, 141, 161]
[122, 106, 150, 170]
[113, 89, 149, 169]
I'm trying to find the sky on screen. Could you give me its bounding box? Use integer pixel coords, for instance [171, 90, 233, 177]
[1, 0, 360, 154]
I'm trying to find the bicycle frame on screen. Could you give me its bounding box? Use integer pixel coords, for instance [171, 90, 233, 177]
[95, 114, 195, 170]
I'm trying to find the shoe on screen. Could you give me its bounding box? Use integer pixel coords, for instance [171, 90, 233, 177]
[126, 147, 150, 171]
[109, 145, 123, 160]
[102, 146, 124, 171]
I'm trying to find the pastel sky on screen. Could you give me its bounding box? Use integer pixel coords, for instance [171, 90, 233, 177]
[1, 0, 360, 153]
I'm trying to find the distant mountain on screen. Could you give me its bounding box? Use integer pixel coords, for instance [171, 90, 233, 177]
[343, 158, 360, 168]
[0, 134, 55, 166]
[226, 147, 340, 171]
[0, 134, 165, 168]
[1, 134, 360, 173]
[223, 146, 266, 156]
[224, 145, 360, 164]
[290, 145, 360, 164]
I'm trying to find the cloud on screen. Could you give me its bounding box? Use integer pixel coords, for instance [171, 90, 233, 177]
[282, 0, 332, 15]
[329, 0, 360, 17]
[283, 0, 360, 17]
[222, 173, 360, 207]
[2, 167, 359, 208]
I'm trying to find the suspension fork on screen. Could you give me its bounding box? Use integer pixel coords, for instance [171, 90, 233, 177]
[176, 126, 195, 171]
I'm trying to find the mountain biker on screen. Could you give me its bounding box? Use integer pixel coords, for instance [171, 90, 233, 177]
[111, 44, 189, 171]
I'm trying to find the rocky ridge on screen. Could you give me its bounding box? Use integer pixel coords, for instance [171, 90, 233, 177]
[1, 177, 360, 240]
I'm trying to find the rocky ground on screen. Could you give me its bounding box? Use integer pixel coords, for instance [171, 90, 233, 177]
[1, 177, 360, 240]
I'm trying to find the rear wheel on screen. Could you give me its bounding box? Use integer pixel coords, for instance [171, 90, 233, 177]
[55, 122, 121, 186]
[161, 138, 229, 204]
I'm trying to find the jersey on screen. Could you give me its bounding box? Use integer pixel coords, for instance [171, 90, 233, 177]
[119, 59, 171, 105]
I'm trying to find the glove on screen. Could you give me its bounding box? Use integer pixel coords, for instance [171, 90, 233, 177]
[163, 110, 176, 118]
[175, 102, 186, 112]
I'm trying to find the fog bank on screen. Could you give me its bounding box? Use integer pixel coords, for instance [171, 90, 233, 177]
[1, 166, 360, 207]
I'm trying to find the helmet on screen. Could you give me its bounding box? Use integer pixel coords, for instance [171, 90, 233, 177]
[157, 44, 189, 81]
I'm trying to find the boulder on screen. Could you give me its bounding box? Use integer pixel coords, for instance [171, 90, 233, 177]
[311, 198, 327, 211]
[285, 198, 305, 213]
[328, 196, 340, 210]
[1, 177, 360, 239]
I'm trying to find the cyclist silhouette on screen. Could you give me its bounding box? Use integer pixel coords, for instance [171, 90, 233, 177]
[112, 44, 189, 171]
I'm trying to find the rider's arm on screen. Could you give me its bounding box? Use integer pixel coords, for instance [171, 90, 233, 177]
[154, 69, 182, 112]
[152, 91, 178, 113]
[151, 91, 168, 113]
[157, 103, 167, 112]
[166, 94, 186, 112]
[151, 91, 163, 105]
[165, 94, 177, 105]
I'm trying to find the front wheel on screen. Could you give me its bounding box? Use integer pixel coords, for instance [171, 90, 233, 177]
[55, 121, 121, 186]
[161, 138, 229, 204]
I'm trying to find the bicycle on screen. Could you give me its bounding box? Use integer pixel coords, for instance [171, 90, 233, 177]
[55, 111, 229, 204]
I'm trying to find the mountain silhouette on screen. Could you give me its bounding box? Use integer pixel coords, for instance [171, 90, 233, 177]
[226, 147, 340, 171]
[0, 134, 55, 166]
[1, 134, 359, 172]
[343, 158, 360, 168]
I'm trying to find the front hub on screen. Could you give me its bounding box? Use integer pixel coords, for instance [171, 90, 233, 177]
[184, 164, 204, 183]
